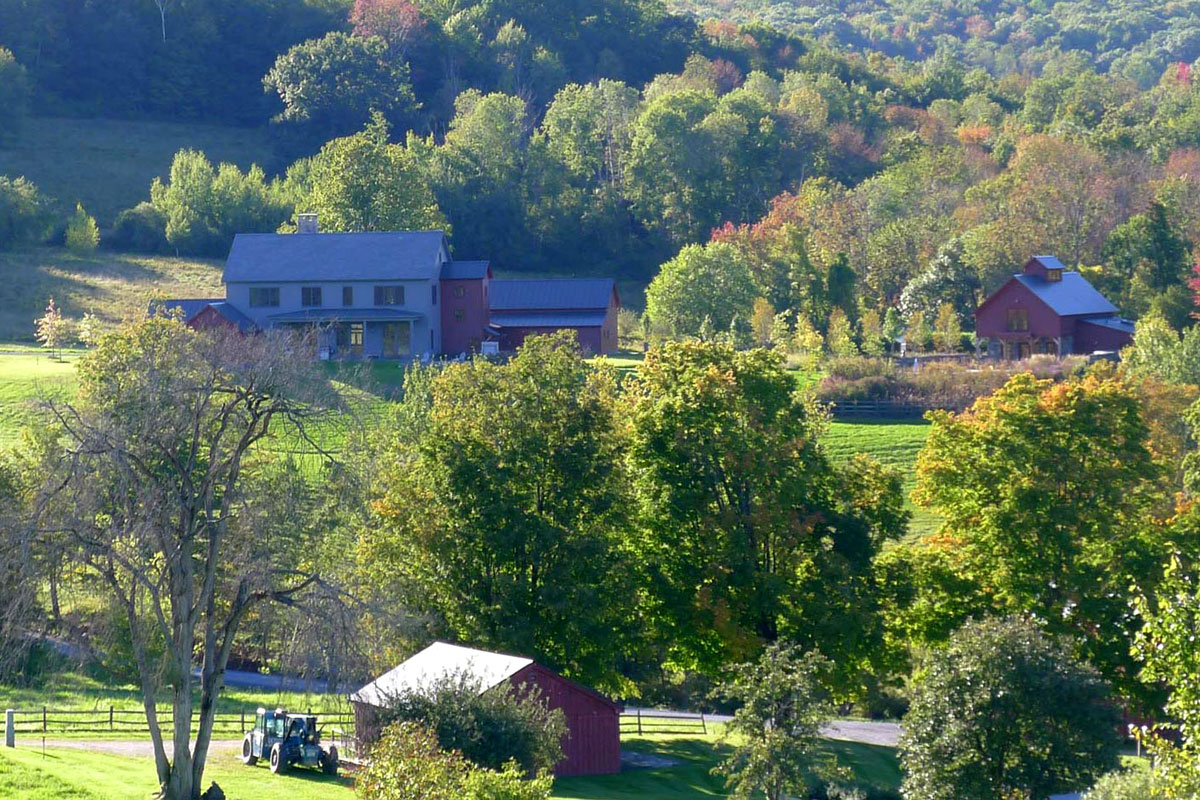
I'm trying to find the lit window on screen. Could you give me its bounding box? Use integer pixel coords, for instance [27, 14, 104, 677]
[1046, 268, 1062, 282]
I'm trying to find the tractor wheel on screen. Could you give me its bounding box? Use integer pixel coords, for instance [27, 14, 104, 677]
[240, 736, 258, 766]
[269, 743, 287, 774]
[321, 745, 339, 777]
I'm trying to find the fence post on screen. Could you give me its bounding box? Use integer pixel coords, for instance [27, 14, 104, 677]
[5, 709, 13, 747]
[109, 706, 114, 731]
[700, 713, 706, 735]
[241, 709, 245, 734]
[42, 706, 46, 734]
[636, 708, 642, 736]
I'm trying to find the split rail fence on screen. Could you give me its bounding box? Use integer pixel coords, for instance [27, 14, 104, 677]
[618, 709, 708, 736]
[4, 707, 354, 738]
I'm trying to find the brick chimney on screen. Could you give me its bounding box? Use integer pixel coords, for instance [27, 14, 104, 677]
[297, 213, 318, 234]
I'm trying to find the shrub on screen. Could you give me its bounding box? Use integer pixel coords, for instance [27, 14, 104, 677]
[1083, 768, 1158, 800]
[825, 357, 894, 381]
[377, 670, 565, 775]
[358, 722, 470, 800]
[109, 202, 168, 253]
[0, 176, 54, 249]
[65, 203, 100, 252]
[357, 722, 553, 800]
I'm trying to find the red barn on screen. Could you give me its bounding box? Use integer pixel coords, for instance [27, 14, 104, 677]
[350, 642, 622, 777]
[488, 279, 620, 355]
[974, 255, 1135, 359]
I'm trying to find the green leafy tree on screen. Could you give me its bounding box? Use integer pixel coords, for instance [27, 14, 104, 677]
[826, 307, 857, 357]
[932, 302, 961, 352]
[900, 616, 1121, 800]
[625, 340, 903, 688]
[913, 372, 1169, 697]
[645, 242, 757, 337]
[1133, 554, 1200, 799]
[65, 203, 100, 252]
[858, 308, 885, 357]
[0, 176, 54, 250]
[298, 114, 446, 233]
[882, 307, 904, 354]
[0, 47, 29, 143]
[1105, 199, 1192, 324]
[728, 312, 754, 349]
[263, 32, 417, 146]
[906, 310, 931, 353]
[1122, 308, 1200, 386]
[714, 644, 838, 800]
[366, 332, 636, 691]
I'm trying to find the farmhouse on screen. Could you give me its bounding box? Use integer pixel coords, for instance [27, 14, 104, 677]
[161, 216, 620, 357]
[974, 255, 1135, 359]
[350, 641, 622, 777]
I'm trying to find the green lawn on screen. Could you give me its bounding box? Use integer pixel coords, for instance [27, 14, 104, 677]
[0, 117, 275, 226]
[824, 419, 940, 538]
[0, 349, 80, 448]
[0, 730, 901, 800]
[0, 246, 224, 342]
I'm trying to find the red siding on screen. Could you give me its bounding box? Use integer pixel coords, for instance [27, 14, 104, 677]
[441, 276, 490, 355]
[1076, 320, 1134, 353]
[508, 664, 621, 777]
[974, 278, 1062, 340]
[188, 305, 242, 333]
[500, 326, 605, 354]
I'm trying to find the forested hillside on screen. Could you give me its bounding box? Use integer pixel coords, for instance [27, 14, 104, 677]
[669, 0, 1200, 86]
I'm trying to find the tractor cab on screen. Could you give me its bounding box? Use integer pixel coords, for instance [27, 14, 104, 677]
[241, 707, 338, 777]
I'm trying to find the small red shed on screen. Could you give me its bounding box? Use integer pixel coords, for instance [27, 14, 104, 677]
[974, 255, 1134, 359]
[350, 642, 622, 776]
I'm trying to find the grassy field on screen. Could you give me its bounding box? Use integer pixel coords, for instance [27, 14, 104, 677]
[0, 729, 901, 800]
[0, 349, 80, 449]
[0, 117, 276, 226]
[824, 419, 939, 538]
[0, 246, 224, 342]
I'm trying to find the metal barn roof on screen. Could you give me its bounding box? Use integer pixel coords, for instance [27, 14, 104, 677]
[490, 311, 608, 328]
[223, 231, 448, 283]
[1077, 315, 1135, 333]
[1012, 272, 1118, 317]
[440, 260, 491, 280]
[490, 279, 615, 311]
[350, 642, 533, 708]
[157, 298, 224, 322]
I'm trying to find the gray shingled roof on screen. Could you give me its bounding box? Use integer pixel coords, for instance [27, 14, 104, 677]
[490, 279, 615, 311]
[223, 231, 448, 283]
[440, 260, 491, 280]
[1013, 272, 1118, 317]
[490, 311, 608, 328]
[157, 298, 224, 323]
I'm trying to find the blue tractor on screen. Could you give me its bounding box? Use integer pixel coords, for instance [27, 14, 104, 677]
[240, 708, 339, 777]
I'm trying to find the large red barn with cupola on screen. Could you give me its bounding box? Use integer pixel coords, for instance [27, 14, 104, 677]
[974, 255, 1135, 359]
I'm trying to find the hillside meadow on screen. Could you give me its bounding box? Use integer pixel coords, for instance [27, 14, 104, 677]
[0, 117, 276, 227]
[0, 247, 224, 343]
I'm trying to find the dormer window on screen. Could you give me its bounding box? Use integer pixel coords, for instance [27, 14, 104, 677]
[1046, 268, 1062, 282]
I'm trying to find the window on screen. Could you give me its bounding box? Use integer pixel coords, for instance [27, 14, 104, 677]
[1046, 268, 1062, 282]
[454, 309, 465, 321]
[432, 285, 438, 305]
[350, 322, 363, 357]
[454, 286, 466, 298]
[343, 286, 353, 306]
[382, 322, 410, 357]
[249, 287, 280, 307]
[301, 286, 322, 307]
[1007, 308, 1029, 332]
[374, 285, 405, 305]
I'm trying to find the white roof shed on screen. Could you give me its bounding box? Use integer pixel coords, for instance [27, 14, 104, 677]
[350, 641, 533, 708]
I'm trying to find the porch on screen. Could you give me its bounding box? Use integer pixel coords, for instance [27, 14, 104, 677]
[266, 309, 426, 360]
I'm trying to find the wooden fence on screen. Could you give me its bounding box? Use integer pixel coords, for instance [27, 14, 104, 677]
[829, 398, 968, 419]
[5, 707, 354, 737]
[619, 709, 708, 736]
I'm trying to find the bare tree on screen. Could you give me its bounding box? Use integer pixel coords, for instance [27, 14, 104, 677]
[34, 317, 345, 800]
[152, 0, 170, 42]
